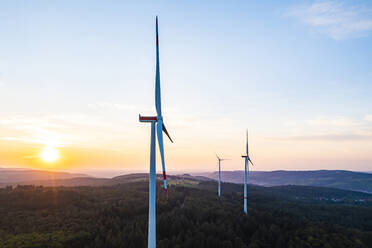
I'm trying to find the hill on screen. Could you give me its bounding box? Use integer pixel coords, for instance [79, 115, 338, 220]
[195, 170, 372, 193]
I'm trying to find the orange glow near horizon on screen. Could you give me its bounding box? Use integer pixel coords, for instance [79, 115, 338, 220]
[0, 113, 371, 172]
[0, 132, 371, 173]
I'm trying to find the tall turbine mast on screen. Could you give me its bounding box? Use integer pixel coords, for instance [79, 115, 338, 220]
[139, 16, 173, 248]
[216, 154, 228, 198]
[241, 129, 253, 215]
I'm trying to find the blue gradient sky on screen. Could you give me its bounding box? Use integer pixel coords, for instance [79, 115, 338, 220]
[0, 0, 372, 172]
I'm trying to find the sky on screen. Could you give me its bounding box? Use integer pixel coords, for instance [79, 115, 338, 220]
[0, 0, 372, 173]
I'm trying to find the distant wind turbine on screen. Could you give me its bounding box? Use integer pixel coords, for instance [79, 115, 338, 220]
[241, 130, 253, 215]
[139, 16, 173, 248]
[216, 154, 228, 198]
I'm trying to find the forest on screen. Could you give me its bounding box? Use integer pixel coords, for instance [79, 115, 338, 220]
[0, 178, 371, 248]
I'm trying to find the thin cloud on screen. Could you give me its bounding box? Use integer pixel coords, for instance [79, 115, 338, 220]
[305, 117, 360, 127]
[365, 114, 372, 122]
[0, 114, 123, 147]
[0, 114, 114, 130]
[88, 102, 137, 111]
[270, 134, 372, 142]
[268, 115, 372, 142]
[286, 1, 372, 40]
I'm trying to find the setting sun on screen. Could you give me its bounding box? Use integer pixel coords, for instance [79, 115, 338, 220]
[40, 146, 60, 163]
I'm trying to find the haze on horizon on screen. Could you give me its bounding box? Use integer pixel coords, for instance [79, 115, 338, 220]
[1, 0, 372, 172]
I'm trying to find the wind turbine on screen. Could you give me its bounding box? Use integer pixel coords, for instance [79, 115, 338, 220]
[216, 154, 228, 198]
[139, 16, 173, 248]
[241, 130, 253, 215]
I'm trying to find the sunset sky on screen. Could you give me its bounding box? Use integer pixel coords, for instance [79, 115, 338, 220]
[1, 0, 372, 173]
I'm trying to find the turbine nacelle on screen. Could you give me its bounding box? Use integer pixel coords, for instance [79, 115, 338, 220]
[139, 115, 173, 143]
[216, 154, 229, 162]
[139, 115, 157, 122]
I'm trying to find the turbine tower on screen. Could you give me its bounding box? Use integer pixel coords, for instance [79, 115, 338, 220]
[139, 16, 173, 248]
[216, 154, 228, 198]
[241, 130, 253, 215]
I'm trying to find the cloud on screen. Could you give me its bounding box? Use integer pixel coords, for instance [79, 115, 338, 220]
[88, 102, 137, 111]
[365, 114, 372, 122]
[0, 114, 114, 130]
[268, 115, 372, 142]
[0, 114, 123, 147]
[305, 117, 359, 127]
[286, 1, 372, 39]
[0, 136, 43, 144]
[271, 133, 372, 142]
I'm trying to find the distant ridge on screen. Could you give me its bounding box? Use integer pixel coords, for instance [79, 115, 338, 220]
[0, 168, 90, 186]
[2, 168, 371, 194]
[0, 171, 212, 187]
[194, 170, 372, 193]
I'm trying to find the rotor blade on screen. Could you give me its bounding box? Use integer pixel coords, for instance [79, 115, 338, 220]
[248, 158, 254, 166]
[156, 119, 168, 196]
[246, 129, 249, 155]
[155, 16, 162, 116]
[162, 123, 173, 143]
[216, 154, 220, 160]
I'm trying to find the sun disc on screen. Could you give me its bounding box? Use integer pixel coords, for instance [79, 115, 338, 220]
[41, 146, 60, 163]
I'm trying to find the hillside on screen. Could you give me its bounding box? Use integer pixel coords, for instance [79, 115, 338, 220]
[195, 170, 372, 193]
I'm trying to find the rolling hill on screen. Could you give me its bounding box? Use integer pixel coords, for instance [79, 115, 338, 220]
[195, 170, 372, 193]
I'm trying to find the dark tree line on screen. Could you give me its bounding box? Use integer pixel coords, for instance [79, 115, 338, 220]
[0, 181, 371, 248]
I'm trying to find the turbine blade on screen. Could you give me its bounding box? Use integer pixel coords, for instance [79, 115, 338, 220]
[216, 154, 220, 160]
[155, 16, 162, 116]
[156, 119, 168, 196]
[248, 158, 254, 166]
[162, 123, 173, 143]
[246, 129, 249, 155]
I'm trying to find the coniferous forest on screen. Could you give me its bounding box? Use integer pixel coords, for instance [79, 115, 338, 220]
[0, 178, 371, 248]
